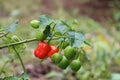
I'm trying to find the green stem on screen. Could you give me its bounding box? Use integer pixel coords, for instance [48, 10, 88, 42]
[0, 36, 64, 49]
[84, 40, 92, 47]
[48, 24, 56, 43]
[0, 32, 9, 38]
[0, 38, 37, 49]
[77, 52, 80, 60]
[0, 60, 10, 75]
[51, 24, 56, 32]
[56, 41, 62, 48]
[13, 46, 26, 73]
[48, 35, 53, 43]
[59, 41, 64, 53]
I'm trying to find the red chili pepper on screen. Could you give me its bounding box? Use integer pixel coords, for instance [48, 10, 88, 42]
[34, 41, 51, 59]
[48, 45, 59, 57]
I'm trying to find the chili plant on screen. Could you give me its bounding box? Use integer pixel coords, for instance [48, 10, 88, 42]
[0, 15, 90, 79]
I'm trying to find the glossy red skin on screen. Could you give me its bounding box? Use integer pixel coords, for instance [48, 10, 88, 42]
[34, 41, 51, 59]
[48, 45, 59, 57]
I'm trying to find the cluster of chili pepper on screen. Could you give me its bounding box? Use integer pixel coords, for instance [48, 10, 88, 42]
[31, 19, 82, 72]
[34, 41, 59, 59]
[34, 41, 81, 72]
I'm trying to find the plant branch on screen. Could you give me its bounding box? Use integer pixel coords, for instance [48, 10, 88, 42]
[13, 46, 26, 73]
[0, 36, 65, 49]
[0, 38, 37, 49]
[48, 24, 56, 43]
[0, 32, 9, 38]
[0, 60, 10, 75]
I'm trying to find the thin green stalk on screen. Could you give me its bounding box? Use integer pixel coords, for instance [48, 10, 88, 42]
[84, 40, 92, 47]
[48, 24, 56, 43]
[0, 36, 64, 49]
[13, 46, 26, 73]
[0, 60, 10, 75]
[0, 38, 37, 49]
[77, 52, 80, 60]
[59, 41, 64, 53]
[56, 41, 62, 48]
[0, 32, 9, 38]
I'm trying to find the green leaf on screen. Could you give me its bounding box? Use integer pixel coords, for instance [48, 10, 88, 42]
[43, 25, 51, 37]
[54, 31, 62, 36]
[67, 30, 86, 47]
[39, 15, 54, 27]
[2, 38, 13, 44]
[2, 20, 19, 33]
[61, 21, 72, 29]
[73, 32, 86, 47]
[67, 30, 75, 46]
[56, 20, 68, 34]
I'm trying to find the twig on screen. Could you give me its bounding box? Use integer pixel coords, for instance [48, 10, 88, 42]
[13, 46, 26, 73]
[0, 32, 9, 38]
[0, 38, 37, 49]
[0, 37, 65, 49]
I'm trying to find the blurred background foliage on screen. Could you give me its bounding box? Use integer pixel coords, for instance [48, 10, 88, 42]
[0, 0, 120, 80]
